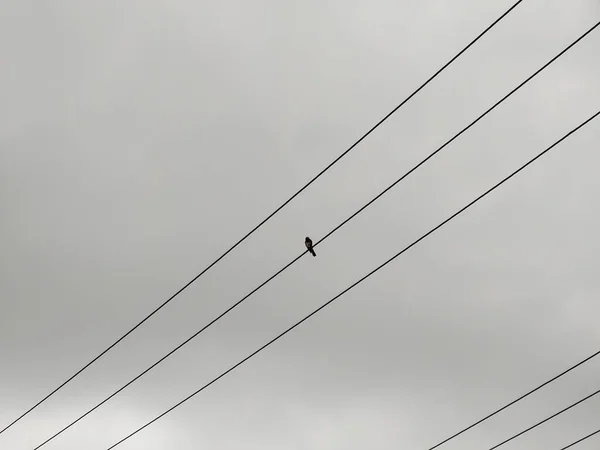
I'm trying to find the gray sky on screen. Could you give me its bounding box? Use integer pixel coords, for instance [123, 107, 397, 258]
[1, 0, 599, 449]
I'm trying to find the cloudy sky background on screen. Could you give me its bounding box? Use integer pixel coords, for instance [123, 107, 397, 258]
[1, 0, 600, 449]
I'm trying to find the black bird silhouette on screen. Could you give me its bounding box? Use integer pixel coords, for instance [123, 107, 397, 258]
[305, 237, 316, 257]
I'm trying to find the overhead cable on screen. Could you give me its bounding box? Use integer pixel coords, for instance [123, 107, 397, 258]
[558, 428, 600, 450]
[0, 0, 525, 435]
[426, 350, 600, 450]
[484, 387, 600, 450]
[102, 107, 600, 450]
[31, 19, 600, 449]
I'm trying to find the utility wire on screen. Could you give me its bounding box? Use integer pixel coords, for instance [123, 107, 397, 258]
[31, 19, 600, 450]
[558, 428, 600, 450]
[426, 350, 600, 450]
[103, 107, 600, 449]
[485, 387, 600, 450]
[0, 0, 525, 435]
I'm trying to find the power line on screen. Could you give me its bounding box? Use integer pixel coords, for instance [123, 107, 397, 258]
[102, 108, 600, 449]
[559, 428, 600, 450]
[0, 0, 525, 435]
[486, 387, 600, 450]
[426, 350, 600, 450]
[30, 19, 600, 449]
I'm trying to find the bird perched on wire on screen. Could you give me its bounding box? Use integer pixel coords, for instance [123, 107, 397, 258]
[305, 237, 316, 257]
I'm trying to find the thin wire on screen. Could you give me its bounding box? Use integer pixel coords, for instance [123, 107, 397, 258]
[558, 428, 600, 450]
[31, 19, 600, 450]
[0, 0, 525, 435]
[486, 388, 600, 450]
[313, 19, 599, 249]
[426, 352, 600, 450]
[104, 108, 600, 449]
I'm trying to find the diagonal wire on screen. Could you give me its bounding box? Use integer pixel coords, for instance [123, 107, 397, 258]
[103, 107, 600, 449]
[486, 387, 600, 450]
[31, 18, 600, 450]
[0, 0, 525, 435]
[426, 352, 600, 450]
[558, 428, 600, 450]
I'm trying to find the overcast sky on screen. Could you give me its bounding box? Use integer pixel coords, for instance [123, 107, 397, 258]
[1, 1, 600, 449]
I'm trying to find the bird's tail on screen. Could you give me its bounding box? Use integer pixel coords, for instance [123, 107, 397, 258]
[309, 248, 316, 257]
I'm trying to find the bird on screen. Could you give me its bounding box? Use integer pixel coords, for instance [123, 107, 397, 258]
[305, 237, 316, 257]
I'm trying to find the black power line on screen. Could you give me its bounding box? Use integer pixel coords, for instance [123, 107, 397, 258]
[559, 428, 600, 450]
[102, 108, 600, 449]
[30, 19, 600, 450]
[0, 0, 525, 435]
[426, 350, 600, 450]
[486, 387, 600, 450]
